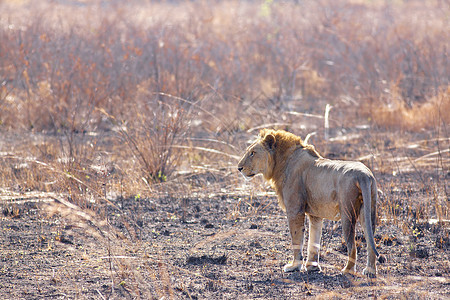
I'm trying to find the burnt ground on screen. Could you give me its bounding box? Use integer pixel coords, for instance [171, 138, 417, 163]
[0, 174, 449, 299]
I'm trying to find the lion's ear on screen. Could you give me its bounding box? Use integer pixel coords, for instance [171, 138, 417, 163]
[262, 133, 276, 151]
[259, 129, 267, 138]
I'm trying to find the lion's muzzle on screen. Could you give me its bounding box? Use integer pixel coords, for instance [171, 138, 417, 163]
[237, 166, 256, 179]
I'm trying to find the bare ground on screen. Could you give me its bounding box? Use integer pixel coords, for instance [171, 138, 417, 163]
[1, 172, 448, 299]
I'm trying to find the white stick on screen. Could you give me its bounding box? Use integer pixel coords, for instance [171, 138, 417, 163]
[324, 104, 332, 141]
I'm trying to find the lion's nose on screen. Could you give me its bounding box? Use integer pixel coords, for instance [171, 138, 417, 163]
[238, 167, 243, 172]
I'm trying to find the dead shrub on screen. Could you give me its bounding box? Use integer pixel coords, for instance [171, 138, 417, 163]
[367, 86, 449, 131]
[116, 95, 189, 184]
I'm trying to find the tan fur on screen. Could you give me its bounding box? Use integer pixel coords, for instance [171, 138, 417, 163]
[238, 129, 380, 277]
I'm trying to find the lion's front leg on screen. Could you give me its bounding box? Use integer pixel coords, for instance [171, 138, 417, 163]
[283, 212, 306, 272]
[305, 215, 323, 272]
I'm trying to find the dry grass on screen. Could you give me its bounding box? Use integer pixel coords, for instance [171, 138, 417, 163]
[0, 0, 448, 299]
[368, 87, 450, 131]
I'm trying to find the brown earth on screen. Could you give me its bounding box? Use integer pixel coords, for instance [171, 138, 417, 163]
[1, 171, 448, 299]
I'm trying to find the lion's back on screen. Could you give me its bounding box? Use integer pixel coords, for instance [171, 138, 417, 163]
[314, 158, 374, 179]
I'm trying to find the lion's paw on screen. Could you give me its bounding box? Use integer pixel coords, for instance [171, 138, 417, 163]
[305, 263, 322, 273]
[340, 267, 356, 276]
[362, 267, 377, 278]
[283, 262, 301, 273]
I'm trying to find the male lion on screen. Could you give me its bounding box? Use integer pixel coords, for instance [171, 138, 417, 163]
[238, 129, 380, 277]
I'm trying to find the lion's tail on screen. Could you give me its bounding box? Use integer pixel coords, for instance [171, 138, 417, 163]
[360, 177, 379, 258]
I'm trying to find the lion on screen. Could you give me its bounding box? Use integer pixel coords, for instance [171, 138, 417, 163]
[238, 129, 380, 277]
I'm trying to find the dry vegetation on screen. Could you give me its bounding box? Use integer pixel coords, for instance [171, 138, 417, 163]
[0, 0, 448, 299]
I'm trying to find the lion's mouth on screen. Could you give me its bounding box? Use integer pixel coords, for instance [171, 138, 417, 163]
[238, 167, 256, 179]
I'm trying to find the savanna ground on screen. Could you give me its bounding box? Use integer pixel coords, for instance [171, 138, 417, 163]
[0, 0, 449, 299]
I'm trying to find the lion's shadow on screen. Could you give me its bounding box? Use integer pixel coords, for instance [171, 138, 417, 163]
[281, 271, 358, 289]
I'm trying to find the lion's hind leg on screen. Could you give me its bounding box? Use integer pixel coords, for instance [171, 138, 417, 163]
[359, 205, 377, 278]
[283, 212, 306, 272]
[305, 215, 323, 272]
[341, 212, 357, 275]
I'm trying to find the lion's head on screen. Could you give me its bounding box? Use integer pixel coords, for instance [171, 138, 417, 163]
[237, 131, 276, 180]
[238, 129, 321, 180]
